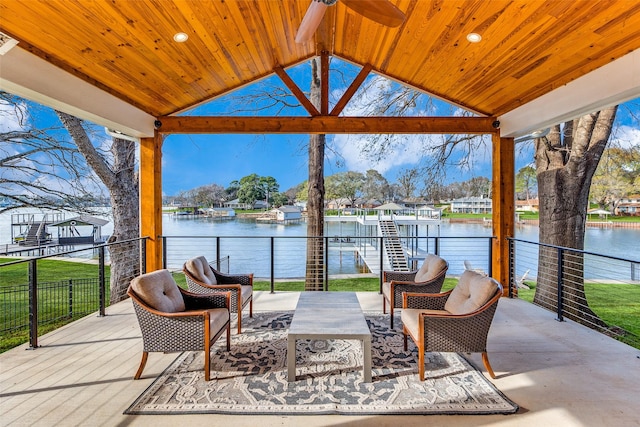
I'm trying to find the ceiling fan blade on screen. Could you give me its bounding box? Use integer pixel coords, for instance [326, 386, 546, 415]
[295, 0, 329, 44]
[341, 0, 406, 27]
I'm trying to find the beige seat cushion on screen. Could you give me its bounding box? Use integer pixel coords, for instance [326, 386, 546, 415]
[401, 308, 449, 337]
[240, 285, 253, 304]
[381, 281, 392, 299]
[209, 307, 230, 333]
[186, 256, 217, 285]
[131, 269, 185, 313]
[444, 270, 497, 315]
[414, 254, 447, 283]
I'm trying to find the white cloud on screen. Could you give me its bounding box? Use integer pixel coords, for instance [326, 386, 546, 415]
[0, 99, 27, 133]
[612, 125, 640, 149]
[329, 133, 425, 174]
[328, 74, 494, 179]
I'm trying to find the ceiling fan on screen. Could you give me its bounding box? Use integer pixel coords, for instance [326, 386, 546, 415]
[295, 0, 406, 44]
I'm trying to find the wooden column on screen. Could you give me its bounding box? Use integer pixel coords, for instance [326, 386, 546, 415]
[139, 132, 163, 272]
[491, 134, 514, 294]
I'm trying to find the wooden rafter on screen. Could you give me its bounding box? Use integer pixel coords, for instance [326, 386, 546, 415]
[330, 63, 372, 116]
[274, 66, 320, 116]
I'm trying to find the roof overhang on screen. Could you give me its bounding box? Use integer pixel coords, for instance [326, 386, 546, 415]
[499, 49, 640, 138]
[0, 46, 156, 138]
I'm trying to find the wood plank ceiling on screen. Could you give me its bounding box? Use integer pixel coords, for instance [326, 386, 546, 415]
[1, 0, 640, 119]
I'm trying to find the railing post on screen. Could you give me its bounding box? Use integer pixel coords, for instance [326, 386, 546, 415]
[324, 236, 329, 291]
[556, 247, 564, 322]
[270, 237, 275, 294]
[162, 236, 167, 269]
[98, 246, 106, 317]
[434, 237, 440, 256]
[28, 259, 38, 349]
[216, 237, 221, 271]
[507, 239, 514, 298]
[379, 236, 384, 292]
[68, 279, 73, 318]
[140, 238, 147, 274]
[488, 237, 493, 277]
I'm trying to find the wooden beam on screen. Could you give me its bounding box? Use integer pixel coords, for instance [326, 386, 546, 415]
[139, 133, 163, 272]
[331, 63, 372, 116]
[491, 134, 515, 295]
[274, 66, 320, 116]
[321, 51, 329, 115]
[156, 116, 498, 135]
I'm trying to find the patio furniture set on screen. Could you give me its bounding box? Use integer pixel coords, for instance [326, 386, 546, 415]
[127, 253, 503, 383]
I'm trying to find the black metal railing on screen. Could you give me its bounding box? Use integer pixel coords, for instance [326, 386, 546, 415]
[0, 237, 147, 350]
[161, 235, 494, 292]
[508, 237, 640, 347]
[3, 232, 638, 351]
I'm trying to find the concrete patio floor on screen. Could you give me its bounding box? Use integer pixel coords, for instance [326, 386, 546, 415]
[1, 291, 639, 427]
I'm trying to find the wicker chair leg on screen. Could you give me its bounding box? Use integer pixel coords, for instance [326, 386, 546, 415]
[237, 306, 242, 334]
[226, 323, 231, 350]
[482, 352, 496, 379]
[382, 296, 387, 314]
[134, 352, 148, 379]
[249, 297, 253, 317]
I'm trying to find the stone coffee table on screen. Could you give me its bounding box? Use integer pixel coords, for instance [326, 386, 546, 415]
[287, 292, 372, 382]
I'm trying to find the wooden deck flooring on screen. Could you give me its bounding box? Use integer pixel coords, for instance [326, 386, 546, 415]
[1, 292, 639, 427]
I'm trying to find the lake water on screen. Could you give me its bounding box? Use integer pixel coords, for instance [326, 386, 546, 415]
[2, 209, 639, 278]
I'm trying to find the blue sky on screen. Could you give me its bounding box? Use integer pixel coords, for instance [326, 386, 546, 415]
[159, 58, 640, 197]
[3, 58, 638, 199]
[161, 59, 512, 196]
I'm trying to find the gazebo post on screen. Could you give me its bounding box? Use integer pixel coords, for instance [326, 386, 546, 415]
[491, 134, 515, 293]
[139, 132, 164, 272]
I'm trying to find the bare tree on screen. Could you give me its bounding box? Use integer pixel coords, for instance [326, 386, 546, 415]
[396, 168, 418, 199]
[0, 92, 106, 213]
[305, 57, 325, 291]
[56, 112, 139, 304]
[533, 107, 617, 326]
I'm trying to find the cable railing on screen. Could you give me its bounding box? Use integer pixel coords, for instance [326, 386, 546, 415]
[0, 237, 147, 351]
[161, 235, 494, 292]
[5, 233, 637, 352]
[508, 237, 640, 348]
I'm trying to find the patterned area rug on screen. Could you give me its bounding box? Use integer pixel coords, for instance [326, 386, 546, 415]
[125, 311, 518, 415]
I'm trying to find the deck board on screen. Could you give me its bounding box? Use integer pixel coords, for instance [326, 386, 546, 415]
[1, 292, 639, 427]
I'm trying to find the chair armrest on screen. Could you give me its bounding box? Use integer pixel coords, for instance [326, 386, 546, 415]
[212, 270, 254, 287]
[403, 290, 452, 310]
[181, 289, 231, 310]
[383, 270, 418, 282]
[419, 301, 500, 352]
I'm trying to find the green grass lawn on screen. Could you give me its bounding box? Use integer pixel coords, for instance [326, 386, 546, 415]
[2, 257, 639, 352]
[251, 277, 458, 292]
[443, 212, 640, 223]
[0, 257, 111, 353]
[517, 281, 640, 349]
[0, 257, 108, 286]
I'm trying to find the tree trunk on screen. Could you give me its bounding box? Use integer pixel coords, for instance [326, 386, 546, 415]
[305, 58, 325, 291]
[533, 106, 617, 326]
[56, 112, 140, 303]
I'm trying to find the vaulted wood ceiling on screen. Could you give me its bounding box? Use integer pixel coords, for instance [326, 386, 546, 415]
[1, 0, 640, 135]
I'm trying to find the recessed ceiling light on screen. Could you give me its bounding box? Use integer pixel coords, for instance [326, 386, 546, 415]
[466, 33, 482, 43]
[173, 32, 188, 43]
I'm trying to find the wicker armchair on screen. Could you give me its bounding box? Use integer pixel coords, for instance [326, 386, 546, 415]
[128, 269, 231, 381]
[401, 270, 503, 380]
[382, 253, 448, 328]
[183, 255, 253, 334]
